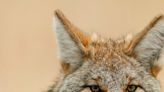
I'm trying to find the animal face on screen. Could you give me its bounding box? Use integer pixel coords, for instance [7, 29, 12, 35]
[47, 10, 164, 92]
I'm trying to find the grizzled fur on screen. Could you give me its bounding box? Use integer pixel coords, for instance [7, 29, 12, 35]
[47, 10, 164, 92]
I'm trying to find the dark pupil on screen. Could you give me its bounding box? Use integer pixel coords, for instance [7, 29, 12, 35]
[90, 85, 100, 92]
[127, 85, 137, 92]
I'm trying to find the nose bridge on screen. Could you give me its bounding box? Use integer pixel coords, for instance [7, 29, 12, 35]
[96, 62, 125, 92]
[106, 79, 122, 92]
[106, 84, 121, 92]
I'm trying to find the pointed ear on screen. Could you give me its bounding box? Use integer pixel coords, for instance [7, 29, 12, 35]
[124, 15, 164, 77]
[53, 10, 91, 75]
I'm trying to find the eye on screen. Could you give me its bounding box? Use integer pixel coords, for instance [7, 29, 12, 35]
[89, 85, 100, 92]
[126, 85, 138, 92]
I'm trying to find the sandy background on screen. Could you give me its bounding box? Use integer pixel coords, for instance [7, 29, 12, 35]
[0, 0, 164, 92]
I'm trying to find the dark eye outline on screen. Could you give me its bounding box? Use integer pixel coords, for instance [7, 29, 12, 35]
[126, 85, 138, 92]
[83, 85, 102, 92]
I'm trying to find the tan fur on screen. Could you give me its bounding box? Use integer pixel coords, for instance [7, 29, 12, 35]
[151, 65, 162, 77]
[61, 62, 70, 75]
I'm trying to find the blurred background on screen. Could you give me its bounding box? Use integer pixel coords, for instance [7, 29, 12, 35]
[0, 0, 164, 92]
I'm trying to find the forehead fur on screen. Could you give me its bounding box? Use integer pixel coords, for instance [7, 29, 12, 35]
[88, 36, 127, 62]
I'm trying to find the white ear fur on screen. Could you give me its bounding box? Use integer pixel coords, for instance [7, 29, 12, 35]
[125, 33, 133, 43]
[124, 33, 134, 48]
[91, 32, 98, 42]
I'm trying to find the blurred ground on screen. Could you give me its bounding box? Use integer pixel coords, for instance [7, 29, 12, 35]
[0, 0, 164, 92]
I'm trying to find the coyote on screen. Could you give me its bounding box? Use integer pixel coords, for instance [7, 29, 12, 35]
[48, 10, 164, 92]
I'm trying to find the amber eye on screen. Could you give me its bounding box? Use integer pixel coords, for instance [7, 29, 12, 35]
[89, 85, 100, 92]
[126, 85, 138, 92]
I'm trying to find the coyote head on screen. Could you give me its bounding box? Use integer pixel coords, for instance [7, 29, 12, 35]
[48, 10, 164, 92]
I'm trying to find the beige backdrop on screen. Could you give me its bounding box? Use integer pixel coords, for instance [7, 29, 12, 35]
[1, 0, 164, 92]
